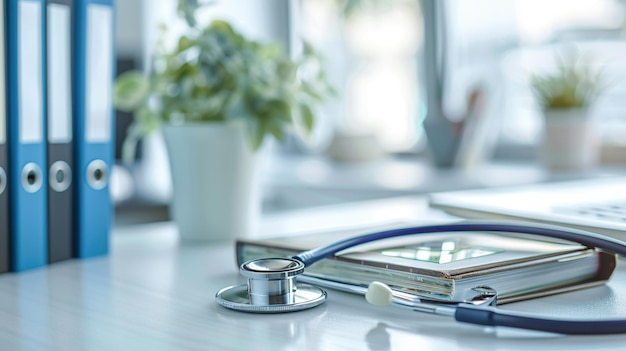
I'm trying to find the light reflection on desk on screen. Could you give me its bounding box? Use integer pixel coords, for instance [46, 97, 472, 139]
[216, 306, 327, 351]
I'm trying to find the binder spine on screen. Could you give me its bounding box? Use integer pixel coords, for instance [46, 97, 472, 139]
[7, 0, 49, 271]
[74, 0, 115, 258]
[47, 0, 74, 263]
[47, 143, 73, 262]
[0, 0, 10, 273]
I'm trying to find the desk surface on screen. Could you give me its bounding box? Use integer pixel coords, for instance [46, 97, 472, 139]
[2, 196, 626, 351]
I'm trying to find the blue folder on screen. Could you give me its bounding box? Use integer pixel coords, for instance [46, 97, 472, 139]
[73, 0, 115, 258]
[0, 0, 9, 273]
[6, 0, 48, 271]
[47, 0, 74, 263]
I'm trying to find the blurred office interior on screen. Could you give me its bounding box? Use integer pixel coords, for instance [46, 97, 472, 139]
[112, 0, 626, 225]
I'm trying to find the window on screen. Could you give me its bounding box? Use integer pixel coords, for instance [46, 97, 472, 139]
[445, 0, 626, 160]
[294, 0, 424, 154]
[294, 0, 626, 162]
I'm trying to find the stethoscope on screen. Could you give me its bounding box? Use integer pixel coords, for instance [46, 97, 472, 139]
[215, 221, 626, 335]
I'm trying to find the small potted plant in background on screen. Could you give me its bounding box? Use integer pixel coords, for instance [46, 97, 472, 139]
[531, 50, 606, 170]
[114, 6, 333, 242]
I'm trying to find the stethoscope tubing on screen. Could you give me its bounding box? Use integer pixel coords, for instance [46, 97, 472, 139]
[291, 220, 626, 335]
[302, 273, 626, 335]
[455, 304, 626, 335]
[294, 221, 626, 266]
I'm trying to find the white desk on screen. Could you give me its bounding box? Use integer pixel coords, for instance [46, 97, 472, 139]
[2, 196, 626, 351]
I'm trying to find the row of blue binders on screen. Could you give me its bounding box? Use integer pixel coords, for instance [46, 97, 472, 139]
[0, 0, 115, 272]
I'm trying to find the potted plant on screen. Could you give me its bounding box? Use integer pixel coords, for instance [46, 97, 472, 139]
[114, 11, 333, 241]
[531, 51, 605, 170]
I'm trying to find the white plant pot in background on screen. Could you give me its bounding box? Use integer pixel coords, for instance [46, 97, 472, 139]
[540, 108, 598, 171]
[162, 122, 261, 242]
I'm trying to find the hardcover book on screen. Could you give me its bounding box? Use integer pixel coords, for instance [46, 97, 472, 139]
[236, 223, 617, 304]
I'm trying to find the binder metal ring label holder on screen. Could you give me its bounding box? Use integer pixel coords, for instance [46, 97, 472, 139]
[49, 160, 72, 193]
[0, 167, 6, 195]
[21, 162, 43, 193]
[86, 159, 107, 190]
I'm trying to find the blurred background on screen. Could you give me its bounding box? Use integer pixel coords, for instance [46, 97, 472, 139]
[112, 0, 626, 226]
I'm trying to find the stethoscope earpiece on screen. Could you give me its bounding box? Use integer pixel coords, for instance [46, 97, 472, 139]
[215, 258, 327, 313]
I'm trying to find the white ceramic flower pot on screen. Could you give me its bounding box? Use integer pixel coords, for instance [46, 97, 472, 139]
[162, 122, 260, 242]
[540, 108, 598, 171]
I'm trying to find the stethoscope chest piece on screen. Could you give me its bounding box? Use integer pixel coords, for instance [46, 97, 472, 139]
[215, 258, 327, 313]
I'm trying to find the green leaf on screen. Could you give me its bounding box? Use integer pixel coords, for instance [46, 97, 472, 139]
[121, 123, 141, 165]
[125, 18, 334, 152]
[245, 118, 265, 151]
[300, 104, 315, 135]
[121, 107, 161, 164]
[211, 19, 236, 37]
[269, 124, 284, 142]
[114, 71, 150, 112]
[135, 106, 161, 134]
[258, 42, 282, 60]
[531, 49, 605, 110]
[176, 0, 216, 28]
[266, 117, 288, 142]
[177, 35, 195, 52]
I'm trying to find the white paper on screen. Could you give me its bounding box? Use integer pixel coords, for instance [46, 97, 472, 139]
[86, 5, 113, 143]
[0, 0, 5, 144]
[18, 1, 43, 144]
[47, 4, 72, 143]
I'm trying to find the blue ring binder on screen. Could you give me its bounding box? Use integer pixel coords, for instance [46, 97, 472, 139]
[7, 0, 49, 271]
[73, 0, 115, 258]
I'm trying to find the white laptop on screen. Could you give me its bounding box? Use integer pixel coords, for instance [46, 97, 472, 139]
[428, 177, 626, 239]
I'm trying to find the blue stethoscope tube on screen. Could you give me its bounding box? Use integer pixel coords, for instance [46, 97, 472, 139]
[297, 222, 626, 335]
[294, 222, 626, 265]
[455, 304, 626, 335]
[218, 221, 626, 335]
